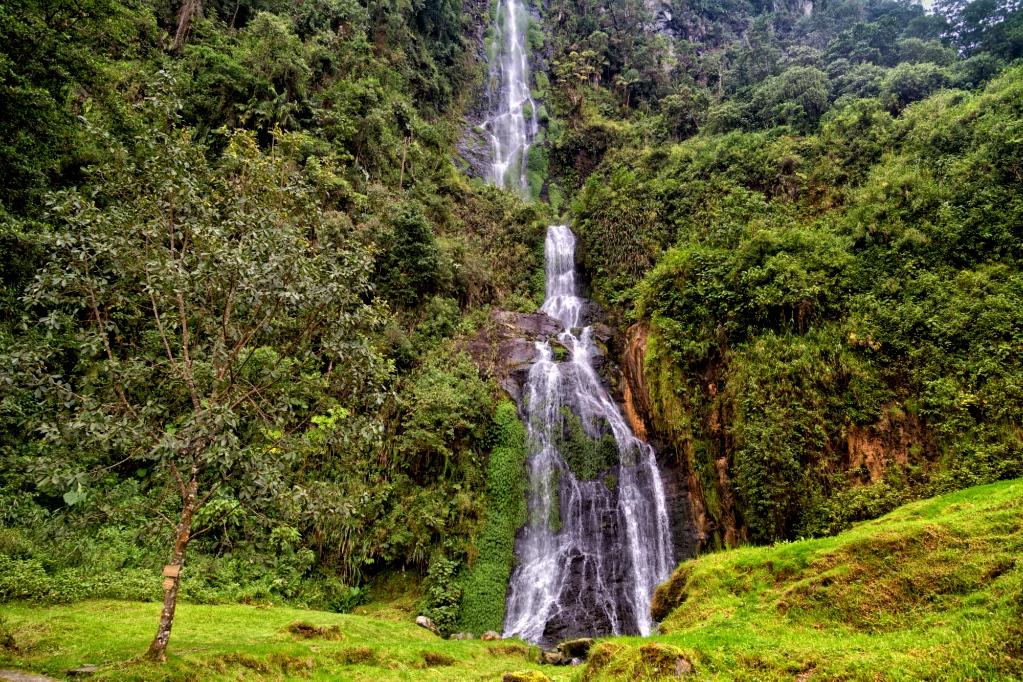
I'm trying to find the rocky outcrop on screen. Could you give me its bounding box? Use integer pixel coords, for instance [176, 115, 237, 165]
[454, 0, 496, 180]
[621, 324, 652, 441]
[621, 323, 940, 559]
[846, 405, 935, 482]
[463, 309, 564, 402]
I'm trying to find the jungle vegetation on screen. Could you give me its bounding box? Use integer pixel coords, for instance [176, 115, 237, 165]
[0, 0, 1021, 662]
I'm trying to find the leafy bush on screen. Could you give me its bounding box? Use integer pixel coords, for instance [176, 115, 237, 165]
[457, 401, 528, 636]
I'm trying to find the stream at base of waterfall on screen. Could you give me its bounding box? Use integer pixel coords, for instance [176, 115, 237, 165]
[502, 225, 675, 646]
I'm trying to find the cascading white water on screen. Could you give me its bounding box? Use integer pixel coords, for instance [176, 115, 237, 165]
[486, 0, 538, 195]
[503, 225, 675, 645]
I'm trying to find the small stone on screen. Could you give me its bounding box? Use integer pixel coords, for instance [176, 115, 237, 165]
[502, 671, 552, 682]
[675, 657, 693, 675]
[558, 637, 595, 659]
[450, 632, 475, 641]
[481, 631, 503, 641]
[414, 616, 440, 637]
[0, 671, 62, 682]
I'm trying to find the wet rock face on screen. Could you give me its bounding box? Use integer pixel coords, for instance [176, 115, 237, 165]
[527, 469, 639, 646]
[463, 310, 564, 402]
[621, 324, 712, 561]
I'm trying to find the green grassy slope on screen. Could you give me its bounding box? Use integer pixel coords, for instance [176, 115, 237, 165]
[584, 479, 1023, 681]
[0, 600, 568, 682]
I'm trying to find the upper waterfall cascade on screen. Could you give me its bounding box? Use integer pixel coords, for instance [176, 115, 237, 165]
[502, 225, 675, 645]
[485, 0, 538, 194]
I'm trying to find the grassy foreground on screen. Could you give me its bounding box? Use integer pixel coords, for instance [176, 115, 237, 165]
[0, 600, 564, 681]
[1, 479, 1021, 681]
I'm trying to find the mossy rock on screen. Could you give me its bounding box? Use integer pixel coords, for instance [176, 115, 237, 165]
[650, 563, 693, 622]
[583, 641, 627, 677]
[637, 642, 693, 676]
[555, 408, 619, 480]
[559, 637, 594, 658]
[551, 341, 570, 362]
[502, 672, 552, 682]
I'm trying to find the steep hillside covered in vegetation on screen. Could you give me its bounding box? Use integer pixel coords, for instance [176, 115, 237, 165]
[0, 0, 552, 633]
[539, 0, 1023, 553]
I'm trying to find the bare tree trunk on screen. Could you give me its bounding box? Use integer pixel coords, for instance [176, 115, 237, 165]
[146, 476, 199, 662]
[398, 137, 408, 191]
[173, 0, 201, 52]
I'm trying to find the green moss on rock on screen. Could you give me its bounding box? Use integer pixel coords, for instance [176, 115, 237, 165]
[556, 408, 619, 480]
[457, 401, 529, 635]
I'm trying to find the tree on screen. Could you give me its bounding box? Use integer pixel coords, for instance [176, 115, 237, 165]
[3, 126, 386, 660]
[938, 0, 1023, 59]
[379, 200, 439, 307]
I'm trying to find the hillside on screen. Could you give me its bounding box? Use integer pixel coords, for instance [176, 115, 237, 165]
[586, 478, 1023, 681]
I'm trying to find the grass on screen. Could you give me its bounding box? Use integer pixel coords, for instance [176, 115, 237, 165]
[584, 478, 1023, 681]
[1, 480, 1021, 681]
[0, 600, 567, 681]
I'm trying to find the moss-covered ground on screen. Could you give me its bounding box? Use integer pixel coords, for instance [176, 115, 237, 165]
[585, 478, 1023, 681]
[1, 479, 1020, 681]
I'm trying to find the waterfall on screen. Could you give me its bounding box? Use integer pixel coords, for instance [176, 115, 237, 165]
[503, 225, 675, 646]
[486, 0, 538, 195]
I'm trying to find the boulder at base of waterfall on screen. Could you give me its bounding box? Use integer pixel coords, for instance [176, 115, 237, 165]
[558, 637, 595, 659]
[638, 642, 693, 676]
[481, 631, 503, 641]
[502, 672, 552, 682]
[414, 616, 440, 636]
[450, 632, 475, 640]
[541, 650, 563, 665]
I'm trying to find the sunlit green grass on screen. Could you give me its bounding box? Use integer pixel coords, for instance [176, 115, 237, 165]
[0, 600, 568, 681]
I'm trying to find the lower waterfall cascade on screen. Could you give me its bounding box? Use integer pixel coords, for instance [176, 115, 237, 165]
[502, 225, 675, 645]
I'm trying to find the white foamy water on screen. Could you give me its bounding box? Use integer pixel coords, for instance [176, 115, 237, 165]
[503, 225, 675, 645]
[485, 0, 538, 195]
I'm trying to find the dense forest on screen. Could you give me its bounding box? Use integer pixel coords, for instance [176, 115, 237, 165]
[1, 0, 1022, 663]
